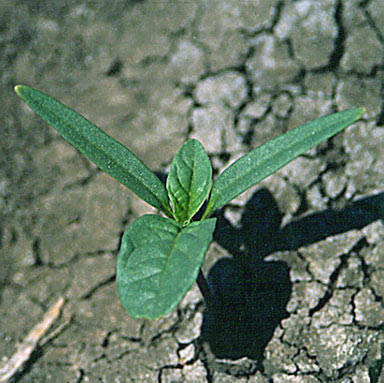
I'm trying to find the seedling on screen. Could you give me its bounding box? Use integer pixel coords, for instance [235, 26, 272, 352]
[14, 85, 364, 319]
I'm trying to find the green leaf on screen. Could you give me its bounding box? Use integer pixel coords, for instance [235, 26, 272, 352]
[167, 139, 212, 225]
[14, 85, 172, 216]
[116, 215, 217, 319]
[203, 108, 365, 218]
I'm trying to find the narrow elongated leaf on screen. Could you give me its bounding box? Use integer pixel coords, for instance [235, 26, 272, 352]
[203, 108, 365, 218]
[116, 215, 217, 319]
[167, 139, 212, 225]
[14, 85, 172, 216]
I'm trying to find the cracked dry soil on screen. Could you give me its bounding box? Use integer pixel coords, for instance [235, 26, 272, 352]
[1, 0, 384, 382]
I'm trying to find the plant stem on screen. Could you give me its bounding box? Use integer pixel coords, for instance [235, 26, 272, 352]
[196, 269, 218, 315]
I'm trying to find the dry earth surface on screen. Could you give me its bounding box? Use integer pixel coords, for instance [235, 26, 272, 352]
[1, 0, 384, 382]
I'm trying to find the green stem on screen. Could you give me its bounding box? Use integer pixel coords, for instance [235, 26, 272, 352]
[196, 269, 218, 315]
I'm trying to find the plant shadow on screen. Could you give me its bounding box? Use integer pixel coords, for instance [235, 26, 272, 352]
[200, 187, 384, 362]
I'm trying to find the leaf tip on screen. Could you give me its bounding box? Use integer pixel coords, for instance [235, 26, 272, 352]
[14, 84, 23, 96]
[358, 107, 366, 117]
[14, 84, 29, 99]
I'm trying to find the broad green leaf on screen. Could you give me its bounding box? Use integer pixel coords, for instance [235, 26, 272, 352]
[167, 139, 212, 225]
[14, 85, 172, 216]
[203, 108, 365, 218]
[116, 215, 217, 319]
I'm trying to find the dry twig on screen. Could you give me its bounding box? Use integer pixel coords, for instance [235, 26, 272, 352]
[0, 296, 68, 383]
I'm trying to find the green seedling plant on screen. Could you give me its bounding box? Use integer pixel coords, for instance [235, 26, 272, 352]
[14, 85, 365, 320]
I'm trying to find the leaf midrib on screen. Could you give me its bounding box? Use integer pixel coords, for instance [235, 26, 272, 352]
[60, 112, 162, 203]
[131, 228, 199, 313]
[209, 115, 350, 209]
